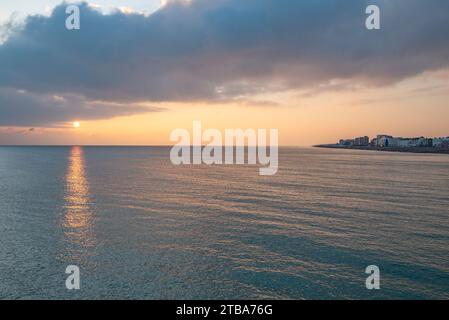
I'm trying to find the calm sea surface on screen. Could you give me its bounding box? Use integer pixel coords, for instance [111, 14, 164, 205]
[0, 146, 448, 299]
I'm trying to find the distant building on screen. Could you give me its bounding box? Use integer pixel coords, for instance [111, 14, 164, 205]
[411, 137, 433, 147]
[408, 138, 419, 147]
[336, 134, 448, 149]
[375, 135, 434, 148]
[376, 135, 395, 147]
[397, 138, 411, 148]
[423, 138, 433, 147]
[433, 137, 449, 148]
[339, 139, 354, 146]
[354, 136, 369, 146]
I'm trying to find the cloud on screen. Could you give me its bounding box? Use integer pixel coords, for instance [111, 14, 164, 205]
[0, 0, 449, 126]
[0, 88, 162, 126]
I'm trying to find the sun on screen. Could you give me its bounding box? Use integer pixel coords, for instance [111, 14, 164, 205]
[73, 121, 81, 128]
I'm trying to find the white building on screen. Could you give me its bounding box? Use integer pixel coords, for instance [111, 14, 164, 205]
[377, 135, 398, 147]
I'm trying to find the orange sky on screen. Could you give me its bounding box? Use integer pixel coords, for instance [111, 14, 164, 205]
[2, 69, 448, 146]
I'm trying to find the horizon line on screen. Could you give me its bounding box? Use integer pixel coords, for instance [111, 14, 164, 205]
[0, 144, 311, 147]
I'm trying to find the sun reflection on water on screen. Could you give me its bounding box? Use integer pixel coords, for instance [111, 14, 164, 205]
[64, 146, 96, 255]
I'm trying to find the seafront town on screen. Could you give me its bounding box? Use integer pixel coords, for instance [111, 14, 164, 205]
[338, 135, 449, 148]
[317, 135, 449, 154]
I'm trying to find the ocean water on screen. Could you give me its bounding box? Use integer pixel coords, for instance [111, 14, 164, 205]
[0, 146, 448, 300]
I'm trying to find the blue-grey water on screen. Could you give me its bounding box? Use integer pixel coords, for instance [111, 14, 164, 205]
[0, 146, 448, 299]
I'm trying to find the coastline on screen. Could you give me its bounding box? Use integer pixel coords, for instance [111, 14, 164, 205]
[314, 144, 449, 154]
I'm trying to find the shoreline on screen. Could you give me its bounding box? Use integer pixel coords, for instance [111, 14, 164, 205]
[315, 144, 449, 154]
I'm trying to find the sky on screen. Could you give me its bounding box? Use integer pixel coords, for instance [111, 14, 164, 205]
[0, 0, 162, 22]
[0, 0, 448, 146]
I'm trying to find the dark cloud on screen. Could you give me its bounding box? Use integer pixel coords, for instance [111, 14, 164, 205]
[1, 0, 449, 125]
[0, 88, 161, 126]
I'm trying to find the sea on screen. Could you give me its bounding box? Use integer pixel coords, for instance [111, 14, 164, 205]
[0, 146, 448, 299]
